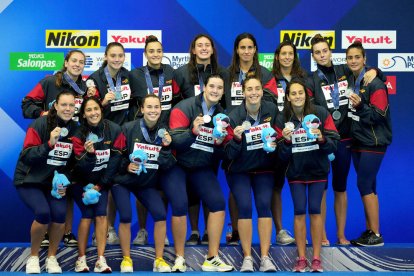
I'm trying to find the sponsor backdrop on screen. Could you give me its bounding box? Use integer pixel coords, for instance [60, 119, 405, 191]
[0, 0, 413, 243]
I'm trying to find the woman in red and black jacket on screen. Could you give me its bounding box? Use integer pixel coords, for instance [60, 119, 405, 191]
[168, 74, 233, 272]
[22, 50, 89, 121]
[223, 76, 278, 272]
[129, 35, 179, 124]
[71, 96, 125, 273]
[346, 41, 392, 247]
[14, 91, 78, 274]
[113, 94, 180, 273]
[270, 40, 309, 246]
[276, 79, 339, 272]
[172, 34, 229, 245]
[307, 34, 382, 246]
[87, 42, 135, 125]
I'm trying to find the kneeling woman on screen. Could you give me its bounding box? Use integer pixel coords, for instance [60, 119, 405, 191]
[224, 76, 278, 272]
[14, 91, 78, 274]
[169, 74, 233, 272]
[71, 97, 125, 273]
[113, 94, 177, 273]
[276, 79, 339, 272]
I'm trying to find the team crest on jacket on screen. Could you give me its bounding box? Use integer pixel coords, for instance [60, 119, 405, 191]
[166, 80, 172, 84]
[338, 75, 346, 81]
[104, 140, 112, 144]
[360, 89, 366, 93]
[263, 116, 272, 122]
[122, 79, 129, 84]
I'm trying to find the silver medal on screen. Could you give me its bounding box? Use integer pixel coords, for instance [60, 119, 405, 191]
[332, 110, 341, 120]
[285, 122, 295, 131]
[158, 128, 166, 138]
[242, 121, 251, 131]
[203, 115, 211, 124]
[60, 127, 68, 137]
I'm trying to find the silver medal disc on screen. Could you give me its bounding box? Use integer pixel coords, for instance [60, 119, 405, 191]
[332, 110, 341, 120]
[60, 127, 68, 137]
[158, 128, 166, 138]
[242, 121, 251, 131]
[203, 115, 211, 124]
[87, 133, 99, 143]
[285, 122, 295, 131]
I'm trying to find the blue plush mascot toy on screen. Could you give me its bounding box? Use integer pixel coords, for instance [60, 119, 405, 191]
[129, 149, 148, 175]
[212, 113, 230, 139]
[261, 127, 277, 153]
[82, 184, 101, 205]
[51, 170, 70, 199]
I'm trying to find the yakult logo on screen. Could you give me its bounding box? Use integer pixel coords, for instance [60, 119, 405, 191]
[342, 31, 396, 49]
[107, 30, 162, 49]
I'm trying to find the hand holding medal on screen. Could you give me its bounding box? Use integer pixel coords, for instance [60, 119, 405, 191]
[86, 79, 97, 97]
[158, 128, 172, 146]
[49, 127, 62, 146]
[192, 114, 205, 136]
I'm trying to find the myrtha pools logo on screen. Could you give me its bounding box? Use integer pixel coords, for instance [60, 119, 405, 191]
[378, 53, 414, 72]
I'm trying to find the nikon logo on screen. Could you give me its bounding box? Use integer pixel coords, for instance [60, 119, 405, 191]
[46, 30, 100, 48]
[280, 30, 335, 49]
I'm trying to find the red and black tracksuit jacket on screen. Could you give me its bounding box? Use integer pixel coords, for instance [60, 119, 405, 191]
[169, 94, 232, 169]
[22, 74, 86, 119]
[88, 67, 135, 125]
[113, 118, 176, 188]
[72, 119, 125, 189]
[223, 100, 279, 173]
[276, 105, 340, 183]
[347, 76, 392, 153]
[14, 116, 78, 186]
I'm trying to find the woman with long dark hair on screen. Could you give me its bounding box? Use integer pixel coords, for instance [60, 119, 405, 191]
[346, 41, 392, 246]
[276, 79, 339, 272]
[71, 97, 125, 272]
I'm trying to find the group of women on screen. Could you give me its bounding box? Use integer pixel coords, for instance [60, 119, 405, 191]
[15, 32, 391, 273]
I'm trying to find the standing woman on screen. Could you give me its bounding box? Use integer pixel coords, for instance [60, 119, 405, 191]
[173, 34, 229, 245]
[113, 94, 178, 273]
[276, 79, 339, 272]
[223, 76, 277, 272]
[129, 35, 177, 246]
[88, 42, 135, 126]
[14, 91, 78, 274]
[22, 50, 90, 120]
[225, 33, 277, 245]
[169, 74, 234, 272]
[308, 34, 379, 246]
[88, 42, 134, 244]
[346, 41, 392, 246]
[270, 41, 308, 246]
[71, 97, 125, 273]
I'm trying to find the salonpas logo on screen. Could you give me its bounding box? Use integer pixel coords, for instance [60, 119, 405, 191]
[10, 52, 64, 71]
[258, 53, 274, 71]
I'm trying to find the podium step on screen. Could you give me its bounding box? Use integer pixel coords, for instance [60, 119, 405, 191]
[1, 244, 414, 272]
